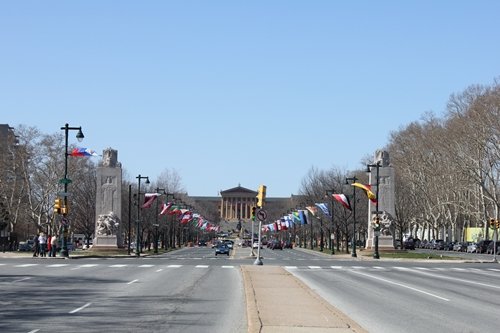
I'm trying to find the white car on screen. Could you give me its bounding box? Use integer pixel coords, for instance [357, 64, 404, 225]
[252, 242, 262, 249]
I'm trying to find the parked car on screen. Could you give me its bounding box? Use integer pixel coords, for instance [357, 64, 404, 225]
[215, 244, 230, 256]
[476, 240, 492, 254]
[453, 242, 468, 252]
[486, 241, 500, 254]
[403, 239, 415, 250]
[18, 240, 33, 252]
[467, 243, 478, 253]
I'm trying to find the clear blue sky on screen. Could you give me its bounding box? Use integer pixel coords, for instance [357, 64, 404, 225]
[2, 1, 499, 197]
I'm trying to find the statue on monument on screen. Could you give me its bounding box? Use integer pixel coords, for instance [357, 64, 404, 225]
[96, 212, 120, 236]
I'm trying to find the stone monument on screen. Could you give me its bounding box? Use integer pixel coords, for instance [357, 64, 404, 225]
[94, 148, 123, 248]
[365, 150, 396, 250]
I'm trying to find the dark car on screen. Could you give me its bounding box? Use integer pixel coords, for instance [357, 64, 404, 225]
[197, 240, 207, 247]
[403, 239, 415, 250]
[476, 240, 492, 254]
[486, 241, 500, 255]
[269, 240, 283, 250]
[215, 244, 230, 256]
[18, 240, 33, 252]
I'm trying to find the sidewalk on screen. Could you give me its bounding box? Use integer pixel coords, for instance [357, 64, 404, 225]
[241, 265, 367, 333]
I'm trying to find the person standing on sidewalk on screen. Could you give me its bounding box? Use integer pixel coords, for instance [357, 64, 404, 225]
[51, 234, 58, 257]
[38, 233, 47, 257]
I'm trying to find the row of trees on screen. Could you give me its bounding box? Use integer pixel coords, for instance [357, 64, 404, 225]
[297, 79, 500, 247]
[2, 79, 499, 250]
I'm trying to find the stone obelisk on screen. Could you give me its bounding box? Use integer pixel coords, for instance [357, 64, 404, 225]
[94, 148, 123, 248]
[365, 150, 396, 250]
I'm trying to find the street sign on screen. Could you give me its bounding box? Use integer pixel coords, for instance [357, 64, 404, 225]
[59, 178, 72, 184]
[257, 209, 267, 221]
[58, 192, 70, 197]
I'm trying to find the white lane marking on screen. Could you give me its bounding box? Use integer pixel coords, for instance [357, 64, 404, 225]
[351, 266, 364, 269]
[308, 266, 321, 269]
[71, 264, 98, 270]
[27, 329, 40, 333]
[331, 266, 343, 270]
[109, 264, 127, 267]
[195, 265, 209, 268]
[138, 265, 154, 268]
[351, 270, 450, 302]
[285, 266, 298, 269]
[47, 264, 69, 268]
[415, 267, 430, 271]
[221, 266, 234, 269]
[156, 268, 163, 272]
[452, 268, 466, 271]
[373, 266, 385, 270]
[12, 277, 31, 283]
[167, 265, 182, 268]
[127, 279, 139, 285]
[413, 269, 500, 289]
[69, 302, 92, 314]
[15, 264, 38, 267]
[488, 268, 500, 272]
[394, 266, 410, 271]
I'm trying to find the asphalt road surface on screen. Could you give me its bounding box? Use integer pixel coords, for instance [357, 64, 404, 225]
[1, 246, 499, 333]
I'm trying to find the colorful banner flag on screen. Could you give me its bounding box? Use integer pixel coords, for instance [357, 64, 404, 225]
[70, 148, 98, 157]
[142, 193, 161, 208]
[352, 183, 377, 203]
[332, 194, 352, 210]
[315, 203, 331, 217]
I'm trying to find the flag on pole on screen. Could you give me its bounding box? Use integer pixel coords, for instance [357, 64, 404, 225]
[315, 203, 331, 217]
[306, 206, 318, 216]
[70, 148, 98, 157]
[352, 183, 377, 203]
[142, 193, 161, 208]
[299, 210, 308, 225]
[159, 202, 172, 215]
[332, 194, 352, 210]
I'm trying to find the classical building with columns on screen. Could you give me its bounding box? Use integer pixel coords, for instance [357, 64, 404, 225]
[188, 185, 296, 232]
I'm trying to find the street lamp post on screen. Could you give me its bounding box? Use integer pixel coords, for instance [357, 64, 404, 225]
[60, 123, 84, 258]
[135, 174, 150, 256]
[128, 184, 132, 255]
[325, 190, 335, 255]
[154, 188, 166, 254]
[367, 161, 381, 259]
[346, 176, 358, 258]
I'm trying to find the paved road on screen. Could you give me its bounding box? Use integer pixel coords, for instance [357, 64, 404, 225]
[1, 246, 499, 332]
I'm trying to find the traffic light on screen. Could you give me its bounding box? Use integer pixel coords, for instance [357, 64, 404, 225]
[496, 219, 500, 229]
[489, 218, 496, 229]
[251, 207, 256, 221]
[256, 185, 266, 208]
[54, 198, 63, 214]
[373, 216, 380, 231]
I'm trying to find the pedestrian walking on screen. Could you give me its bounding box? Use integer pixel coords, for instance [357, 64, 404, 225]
[32, 234, 40, 257]
[47, 235, 52, 257]
[38, 233, 47, 257]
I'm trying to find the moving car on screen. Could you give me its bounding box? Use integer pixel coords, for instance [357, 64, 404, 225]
[215, 244, 230, 256]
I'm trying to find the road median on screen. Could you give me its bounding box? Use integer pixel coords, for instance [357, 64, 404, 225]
[241, 265, 367, 333]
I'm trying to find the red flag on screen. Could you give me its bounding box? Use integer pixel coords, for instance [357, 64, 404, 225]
[142, 193, 161, 208]
[332, 194, 352, 211]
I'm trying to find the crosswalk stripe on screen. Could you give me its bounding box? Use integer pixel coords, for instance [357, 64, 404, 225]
[109, 264, 127, 267]
[285, 266, 298, 269]
[308, 266, 321, 269]
[167, 265, 182, 268]
[331, 266, 343, 269]
[47, 264, 69, 268]
[196, 265, 209, 268]
[15, 264, 38, 267]
[138, 265, 154, 268]
[221, 265, 234, 268]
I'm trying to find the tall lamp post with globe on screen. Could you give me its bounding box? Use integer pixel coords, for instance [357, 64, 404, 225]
[60, 123, 84, 258]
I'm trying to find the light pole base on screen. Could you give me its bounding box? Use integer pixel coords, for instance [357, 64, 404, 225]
[253, 257, 263, 265]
